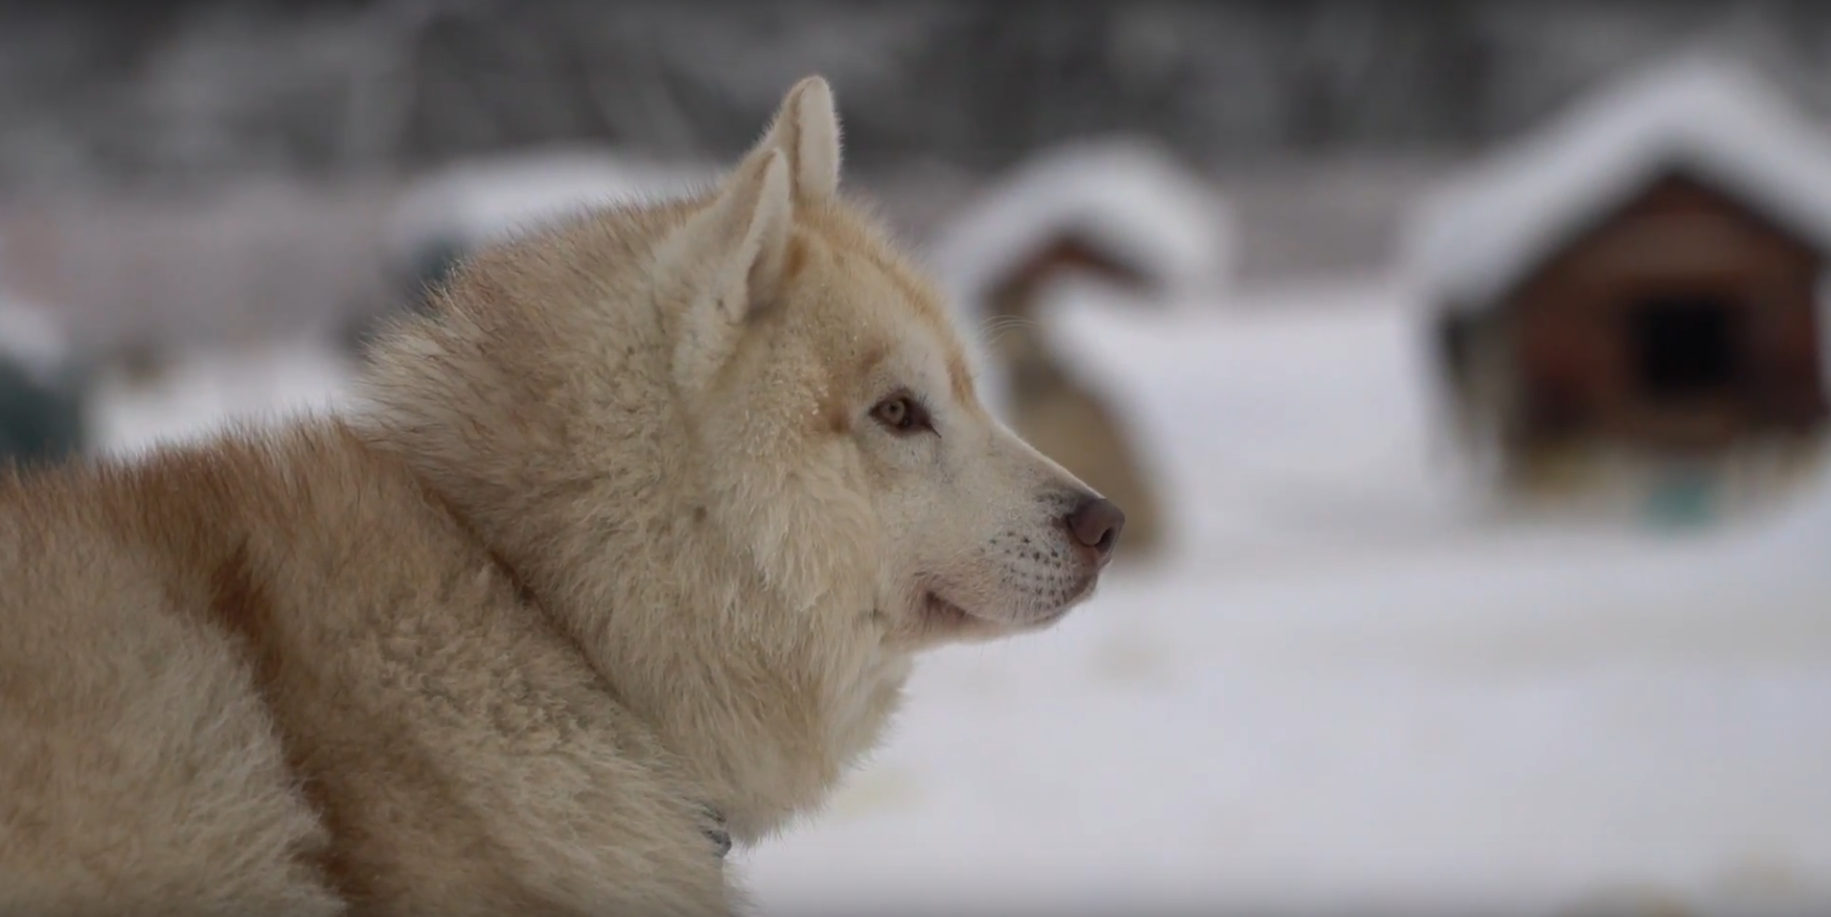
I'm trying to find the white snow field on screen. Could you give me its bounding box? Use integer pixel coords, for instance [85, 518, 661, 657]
[386, 148, 714, 257]
[88, 277, 1831, 917]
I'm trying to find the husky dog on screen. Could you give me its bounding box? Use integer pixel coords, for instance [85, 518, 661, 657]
[0, 76, 1123, 916]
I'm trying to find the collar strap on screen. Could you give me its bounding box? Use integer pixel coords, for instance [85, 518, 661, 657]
[703, 807, 732, 859]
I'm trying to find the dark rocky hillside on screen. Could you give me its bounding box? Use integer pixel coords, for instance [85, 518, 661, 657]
[0, 0, 1823, 194]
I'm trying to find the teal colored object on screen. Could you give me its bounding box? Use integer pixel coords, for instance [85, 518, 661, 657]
[0, 367, 84, 468]
[1643, 470, 1717, 530]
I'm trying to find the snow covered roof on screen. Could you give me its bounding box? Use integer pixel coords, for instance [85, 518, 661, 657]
[927, 138, 1231, 318]
[1405, 54, 1831, 312]
[389, 148, 714, 255]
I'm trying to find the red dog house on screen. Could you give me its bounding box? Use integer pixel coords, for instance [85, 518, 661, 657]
[1410, 57, 1831, 503]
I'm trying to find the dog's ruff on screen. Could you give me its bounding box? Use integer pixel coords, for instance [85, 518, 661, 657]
[0, 76, 1122, 916]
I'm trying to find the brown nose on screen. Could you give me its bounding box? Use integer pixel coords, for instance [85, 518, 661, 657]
[1065, 496, 1125, 560]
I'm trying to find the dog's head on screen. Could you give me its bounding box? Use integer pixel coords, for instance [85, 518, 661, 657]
[358, 78, 1121, 658]
[656, 79, 1123, 649]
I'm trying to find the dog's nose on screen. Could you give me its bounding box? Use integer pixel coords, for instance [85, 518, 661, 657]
[1065, 496, 1124, 562]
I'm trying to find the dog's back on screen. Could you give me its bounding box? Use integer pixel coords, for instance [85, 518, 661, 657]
[0, 423, 734, 916]
[0, 426, 369, 914]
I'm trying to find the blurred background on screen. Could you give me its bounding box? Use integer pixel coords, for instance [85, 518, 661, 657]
[6, 1, 1831, 914]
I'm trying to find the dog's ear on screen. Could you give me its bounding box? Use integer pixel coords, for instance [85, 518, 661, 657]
[659, 148, 793, 391]
[739, 75, 842, 202]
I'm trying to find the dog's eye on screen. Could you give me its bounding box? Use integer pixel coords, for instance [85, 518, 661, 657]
[870, 393, 932, 435]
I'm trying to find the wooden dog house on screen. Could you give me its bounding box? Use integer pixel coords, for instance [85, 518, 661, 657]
[1411, 57, 1831, 511]
[931, 140, 1229, 558]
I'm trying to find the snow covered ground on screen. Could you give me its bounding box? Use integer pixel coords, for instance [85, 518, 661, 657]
[88, 277, 1831, 917]
[86, 341, 355, 457]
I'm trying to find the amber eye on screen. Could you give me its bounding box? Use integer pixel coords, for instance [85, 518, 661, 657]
[870, 393, 932, 435]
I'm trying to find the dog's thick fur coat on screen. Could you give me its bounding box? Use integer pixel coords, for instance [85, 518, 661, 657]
[0, 78, 1121, 916]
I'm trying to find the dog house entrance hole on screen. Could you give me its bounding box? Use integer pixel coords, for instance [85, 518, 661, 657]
[1628, 294, 1743, 402]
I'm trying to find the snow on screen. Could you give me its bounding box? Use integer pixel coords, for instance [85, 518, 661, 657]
[1405, 53, 1831, 311]
[387, 149, 714, 255]
[86, 340, 353, 458]
[1033, 273, 1484, 555]
[90, 274, 1831, 916]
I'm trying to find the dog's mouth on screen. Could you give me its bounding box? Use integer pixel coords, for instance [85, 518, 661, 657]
[921, 582, 1089, 632]
[922, 591, 977, 626]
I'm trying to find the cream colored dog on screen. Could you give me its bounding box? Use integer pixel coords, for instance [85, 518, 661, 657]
[0, 77, 1124, 916]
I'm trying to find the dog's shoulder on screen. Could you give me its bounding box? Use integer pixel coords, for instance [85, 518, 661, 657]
[0, 419, 452, 608]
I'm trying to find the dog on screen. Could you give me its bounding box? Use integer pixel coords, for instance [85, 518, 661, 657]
[0, 76, 1124, 916]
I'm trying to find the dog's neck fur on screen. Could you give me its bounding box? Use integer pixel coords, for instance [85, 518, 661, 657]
[352, 217, 907, 846]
